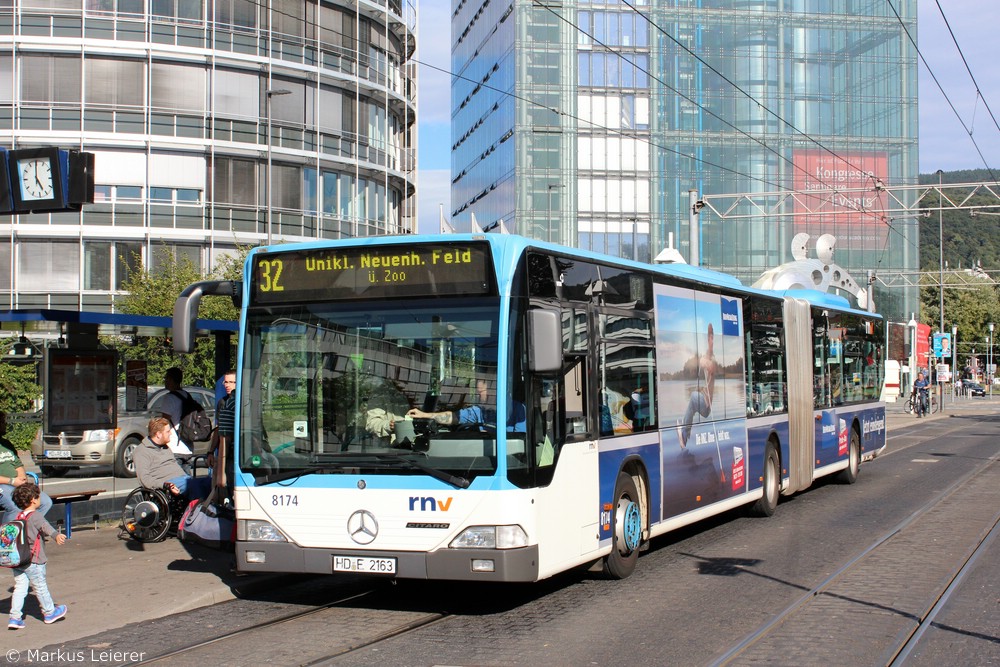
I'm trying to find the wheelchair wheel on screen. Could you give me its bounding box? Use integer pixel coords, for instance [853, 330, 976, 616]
[122, 488, 172, 543]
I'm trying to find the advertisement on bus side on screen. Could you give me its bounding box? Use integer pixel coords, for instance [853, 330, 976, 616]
[654, 285, 749, 519]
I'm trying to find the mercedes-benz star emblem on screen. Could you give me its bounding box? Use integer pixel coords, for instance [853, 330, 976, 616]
[347, 510, 379, 545]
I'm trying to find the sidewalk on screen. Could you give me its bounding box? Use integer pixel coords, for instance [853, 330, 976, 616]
[884, 393, 996, 431]
[3, 397, 997, 653]
[0, 523, 280, 651]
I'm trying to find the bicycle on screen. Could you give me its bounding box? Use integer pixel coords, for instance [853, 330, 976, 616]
[903, 391, 936, 415]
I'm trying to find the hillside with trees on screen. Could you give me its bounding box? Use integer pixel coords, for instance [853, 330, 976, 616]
[916, 169, 1000, 361]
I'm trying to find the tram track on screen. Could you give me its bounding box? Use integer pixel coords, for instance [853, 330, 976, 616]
[130, 589, 447, 666]
[711, 441, 1000, 666]
[112, 413, 1000, 667]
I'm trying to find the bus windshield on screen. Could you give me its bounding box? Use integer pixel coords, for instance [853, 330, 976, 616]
[240, 297, 507, 485]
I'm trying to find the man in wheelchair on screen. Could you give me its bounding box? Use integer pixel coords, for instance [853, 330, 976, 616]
[134, 417, 212, 501]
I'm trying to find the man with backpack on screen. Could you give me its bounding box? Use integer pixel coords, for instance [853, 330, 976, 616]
[160, 367, 213, 456]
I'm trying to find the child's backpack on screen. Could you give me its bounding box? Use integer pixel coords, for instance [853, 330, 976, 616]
[0, 513, 40, 568]
[171, 390, 214, 445]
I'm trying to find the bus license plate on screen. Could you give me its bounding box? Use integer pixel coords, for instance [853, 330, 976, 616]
[333, 555, 396, 574]
[45, 450, 71, 459]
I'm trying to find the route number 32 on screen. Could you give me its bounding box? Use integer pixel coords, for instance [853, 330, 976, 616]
[259, 259, 284, 292]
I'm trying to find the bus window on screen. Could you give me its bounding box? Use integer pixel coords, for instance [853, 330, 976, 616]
[599, 342, 654, 435]
[564, 359, 588, 437]
[813, 321, 830, 408]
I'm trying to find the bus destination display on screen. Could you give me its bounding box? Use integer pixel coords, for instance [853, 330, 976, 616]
[253, 243, 494, 303]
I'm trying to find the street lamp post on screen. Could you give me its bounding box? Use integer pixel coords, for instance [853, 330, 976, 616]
[907, 314, 917, 398]
[952, 324, 957, 403]
[938, 170, 945, 335]
[986, 322, 993, 398]
[265, 88, 292, 246]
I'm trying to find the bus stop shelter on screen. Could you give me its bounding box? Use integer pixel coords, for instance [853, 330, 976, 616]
[0, 308, 237, 375]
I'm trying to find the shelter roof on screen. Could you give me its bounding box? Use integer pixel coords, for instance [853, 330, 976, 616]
[0, 309, 236, 337]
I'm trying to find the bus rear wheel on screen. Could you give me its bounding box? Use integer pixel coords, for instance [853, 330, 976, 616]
[837, 428, 860, 484]
[750, 442, 779, 517]
[602, 472, 643, 579]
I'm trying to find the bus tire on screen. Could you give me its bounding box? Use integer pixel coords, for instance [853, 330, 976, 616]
[837, 428, 861, 484]
[750, 441, 780, 517]
[602, 471, 643, 579]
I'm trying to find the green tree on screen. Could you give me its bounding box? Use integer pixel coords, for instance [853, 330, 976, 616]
[109, 245, 249, 389]
[919, 270, 1000, 365]
[918, 170, 1000, 364]
[0, 341, 42, 450]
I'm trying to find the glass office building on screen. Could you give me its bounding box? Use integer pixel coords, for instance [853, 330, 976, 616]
[0, 0, 416, 311]
[451, 0, 918, 320]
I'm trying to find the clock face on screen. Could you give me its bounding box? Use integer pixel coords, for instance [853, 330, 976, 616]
[18, 158, 54, 201]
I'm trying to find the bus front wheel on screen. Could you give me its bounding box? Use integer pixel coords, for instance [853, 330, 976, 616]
[603, 472, 643, 579]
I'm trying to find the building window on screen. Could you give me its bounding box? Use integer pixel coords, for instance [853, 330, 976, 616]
[20, 241, 79, 291]
[151, 243, 201, 274]
[151, 62, 206, 112]
[149, 187, 201, 204]
[84, 242, 111, 290]
[116, 242, 143, 290]
[85, 58, 143, 107]
[21, 55, 81, 104]
[212, 157, 256, 205]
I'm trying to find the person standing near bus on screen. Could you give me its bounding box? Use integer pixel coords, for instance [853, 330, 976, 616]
[913, 371, 930, 417]
[213, 370, 236, 498]
[677, 323, 717, 449]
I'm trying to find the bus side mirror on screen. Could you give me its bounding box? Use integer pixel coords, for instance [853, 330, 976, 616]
[173, 280, 241, 353]
[528, 309, 562, 374]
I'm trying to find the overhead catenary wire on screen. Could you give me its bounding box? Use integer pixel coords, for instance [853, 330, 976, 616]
[932, 0, 1000, 150]
[531, 0, 883, 221]
[228, 0, 921, 248]
[528, 0, 919, 268]
[884, 0, 1000, 186]
[615, 0, 890, 195]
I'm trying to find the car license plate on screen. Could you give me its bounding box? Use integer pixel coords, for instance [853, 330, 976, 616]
[333, 555, 396, 574]
[44, 450, 71, 459]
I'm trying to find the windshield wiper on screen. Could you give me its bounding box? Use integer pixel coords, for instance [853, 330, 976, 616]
[373, 455, 471, 489]
[256, 466, 350, 485]
[255, 454, 471, 489]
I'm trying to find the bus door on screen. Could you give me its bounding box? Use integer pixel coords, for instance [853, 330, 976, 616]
[782, 297, 815, 493]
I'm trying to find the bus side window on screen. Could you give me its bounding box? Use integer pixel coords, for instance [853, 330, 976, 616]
[563, 359, 588, 436]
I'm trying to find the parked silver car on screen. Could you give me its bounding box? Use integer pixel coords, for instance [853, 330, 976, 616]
[32, 386, 216, 478]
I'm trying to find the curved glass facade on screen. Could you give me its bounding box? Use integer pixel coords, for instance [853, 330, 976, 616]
[0, 0, 416, 311]
[452, 0, 918, 321]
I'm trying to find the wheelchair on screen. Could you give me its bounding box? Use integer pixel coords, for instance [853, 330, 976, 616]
[119, 455, 209, 543]
[120, 486, 189, 543]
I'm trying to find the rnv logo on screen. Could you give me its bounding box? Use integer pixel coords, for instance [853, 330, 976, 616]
[408, 496, 454, 511]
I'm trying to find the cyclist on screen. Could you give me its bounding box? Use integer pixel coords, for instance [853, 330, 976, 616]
[913, 371, 930, 418]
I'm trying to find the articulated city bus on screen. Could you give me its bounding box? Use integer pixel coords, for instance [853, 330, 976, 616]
[173, 234, 886, 581]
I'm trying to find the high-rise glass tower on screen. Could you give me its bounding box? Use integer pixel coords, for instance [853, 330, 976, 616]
[451, 0, 918, 321]
[0, 0, 416, 312]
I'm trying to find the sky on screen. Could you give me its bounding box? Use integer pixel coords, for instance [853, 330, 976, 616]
[415, 1, 1000, 233]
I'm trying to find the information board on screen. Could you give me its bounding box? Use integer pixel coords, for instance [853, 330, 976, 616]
[44, 349, 117, 433]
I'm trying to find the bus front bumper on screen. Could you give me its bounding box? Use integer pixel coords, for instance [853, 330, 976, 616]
[235, 541, 540, 582]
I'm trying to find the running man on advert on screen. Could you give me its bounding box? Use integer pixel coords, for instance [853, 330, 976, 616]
[677, 322, 717, 449]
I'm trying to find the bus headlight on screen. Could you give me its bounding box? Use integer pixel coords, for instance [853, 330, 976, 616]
[450, 525, 528, 549]
[244, 520, 288, 542]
